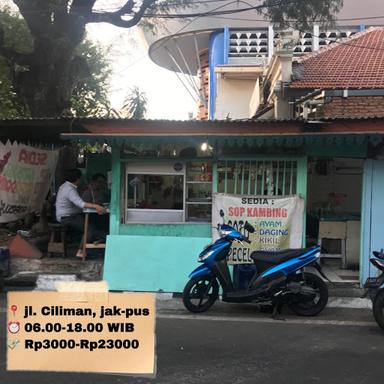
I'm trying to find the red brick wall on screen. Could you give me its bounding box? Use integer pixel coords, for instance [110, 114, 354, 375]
[197, 50, 209, 120]
[321, 96, 384, 118]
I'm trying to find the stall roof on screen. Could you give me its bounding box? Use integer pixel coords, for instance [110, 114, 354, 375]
[59, 117, 384, 141]
[0, 118, 87, 143]
[2, 117, 384, 144]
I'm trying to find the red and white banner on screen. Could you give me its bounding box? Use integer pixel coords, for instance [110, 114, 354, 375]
[0, 141, 59, 223]
[212, 193, 305, 264]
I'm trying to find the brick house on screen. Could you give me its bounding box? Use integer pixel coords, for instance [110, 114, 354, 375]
[259, 27, 384, 120]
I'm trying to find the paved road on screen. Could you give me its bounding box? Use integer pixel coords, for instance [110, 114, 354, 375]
[1, 292, 383, 384]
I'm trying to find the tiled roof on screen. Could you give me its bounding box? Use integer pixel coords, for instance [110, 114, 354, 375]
[290, 27, 384, 89]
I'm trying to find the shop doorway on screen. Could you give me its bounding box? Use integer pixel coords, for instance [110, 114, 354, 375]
[307, 157, 363, 283]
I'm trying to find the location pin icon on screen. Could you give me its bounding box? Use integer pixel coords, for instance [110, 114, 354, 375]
[11, 305, 17, 316]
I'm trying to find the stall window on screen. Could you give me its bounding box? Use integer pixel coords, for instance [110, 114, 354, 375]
[125, 162, 185, 223]
[127, 174, 184, 210]
[124, 161, 212, 223]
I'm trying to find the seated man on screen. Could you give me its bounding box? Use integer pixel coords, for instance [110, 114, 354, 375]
[55, 168, 106, 258]
[82, 173, 109, 205]
[82, 173, 110, 233]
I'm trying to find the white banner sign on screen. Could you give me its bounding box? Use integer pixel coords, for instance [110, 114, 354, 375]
[212, 193, 305, 264]
[0, 141, 59, 223]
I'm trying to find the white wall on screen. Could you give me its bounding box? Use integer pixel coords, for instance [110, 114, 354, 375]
[215, 77, 255, 120]
[249, 78, 261, 117]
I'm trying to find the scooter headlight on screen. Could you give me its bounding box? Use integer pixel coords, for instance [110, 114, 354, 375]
[198, 250, 215, 262]
[218, 228, 232, 238]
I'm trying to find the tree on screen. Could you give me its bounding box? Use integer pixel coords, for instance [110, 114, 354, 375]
[0, 5, 114, 118]
[70, 40, 117, 118]
[260, 0, 343, 30]
[0, 0, 342, 117]
[121, 86, 148, 119]
[0, 7, 32, 118]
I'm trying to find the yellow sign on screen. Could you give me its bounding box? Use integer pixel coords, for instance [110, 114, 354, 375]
[7, 290, 156, 375]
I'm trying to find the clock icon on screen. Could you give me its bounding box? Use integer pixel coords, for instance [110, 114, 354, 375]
[8, 321, 20, 334]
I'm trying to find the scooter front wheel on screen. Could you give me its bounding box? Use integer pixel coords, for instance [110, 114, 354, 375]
[182, 276, 219, 313]
[373, 289, 384, 331]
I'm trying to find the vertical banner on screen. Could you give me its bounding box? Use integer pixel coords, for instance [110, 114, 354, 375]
[0, 141, 59, 223]
[212, 193, 305, 264]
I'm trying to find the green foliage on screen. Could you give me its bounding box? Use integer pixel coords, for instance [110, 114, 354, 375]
[139, 0, 196, 32]
[70, 40, 117, 118]
[260, 0, 344, 30]
[121, 86, 148, 119]
[0, 6, 32, 52]
[0, 58, 24, 118]
[0, 5, 113, 118]
[0, 6, 32, 117]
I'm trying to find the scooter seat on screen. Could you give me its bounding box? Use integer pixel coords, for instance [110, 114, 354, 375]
[373, 251, 384, 260]
[250, 247, 315, 265]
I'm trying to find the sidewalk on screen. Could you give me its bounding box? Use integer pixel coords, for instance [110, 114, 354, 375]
[1, 274, 373, 320]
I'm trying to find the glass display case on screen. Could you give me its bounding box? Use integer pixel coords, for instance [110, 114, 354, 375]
[186, 162, 212, 222]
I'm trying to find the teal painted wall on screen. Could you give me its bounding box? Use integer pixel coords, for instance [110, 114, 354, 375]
[103, 235, 211, 292]
[119, 224, 211, 237]
[361, 159, 384, 285]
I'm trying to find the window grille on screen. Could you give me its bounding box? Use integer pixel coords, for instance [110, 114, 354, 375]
[217, 160, 298, 196]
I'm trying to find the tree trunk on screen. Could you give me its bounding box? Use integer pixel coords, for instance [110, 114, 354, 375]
[11, 2, 89, 117]
[17, 34, 84, 117]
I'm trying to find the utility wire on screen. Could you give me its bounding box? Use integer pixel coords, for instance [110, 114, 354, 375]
[250, 6, 384, 53]
[141, 0, 301, 18]
[4, 0, 304, 17]
[208, 14, 384, 23]
[108, 0, 241, 94]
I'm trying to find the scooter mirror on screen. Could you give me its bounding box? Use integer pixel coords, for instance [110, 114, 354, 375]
[244, 222, 255, 233]
[219, 209, 225, 218]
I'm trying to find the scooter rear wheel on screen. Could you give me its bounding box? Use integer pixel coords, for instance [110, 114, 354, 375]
[287, 272, 328, 316]
[373, 289, 384, 331]
[183, 276, 219, 313]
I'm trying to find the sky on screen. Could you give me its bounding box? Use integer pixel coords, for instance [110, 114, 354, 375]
[86, 3, 197, 121]
[86, 23, 196, 120]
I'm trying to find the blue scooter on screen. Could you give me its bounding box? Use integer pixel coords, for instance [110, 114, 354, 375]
[363, 250, 384, 330]
[183, 210, 329, 316]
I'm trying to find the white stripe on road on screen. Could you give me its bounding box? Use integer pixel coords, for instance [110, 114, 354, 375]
[158, 313, 376, 327]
